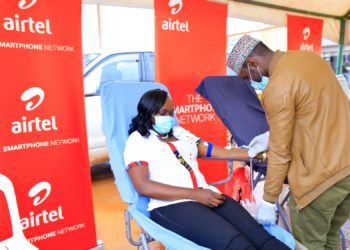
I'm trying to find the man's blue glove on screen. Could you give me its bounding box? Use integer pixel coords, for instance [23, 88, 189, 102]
[248, 131, 269, 158]
[255, 199, 276, 225]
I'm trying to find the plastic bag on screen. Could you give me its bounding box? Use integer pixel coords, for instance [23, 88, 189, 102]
[224, 165, 255, 204]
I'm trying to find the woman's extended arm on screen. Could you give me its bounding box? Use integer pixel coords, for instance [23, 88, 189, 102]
[197, 141, 265, 160]
[128, 165, 225, 208]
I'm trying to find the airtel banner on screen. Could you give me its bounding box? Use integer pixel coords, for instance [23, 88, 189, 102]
[155, 0, 228, 186]
[0, 1, 97, 249]
[287, 14, 324, 55]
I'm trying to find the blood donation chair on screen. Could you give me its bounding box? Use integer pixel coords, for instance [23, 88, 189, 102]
[101, 80, 299, 249]
[195, 75, 347, 250]
[101, 81, 212, 250]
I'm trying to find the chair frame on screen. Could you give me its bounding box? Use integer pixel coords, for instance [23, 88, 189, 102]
[125, 210, 153, 250]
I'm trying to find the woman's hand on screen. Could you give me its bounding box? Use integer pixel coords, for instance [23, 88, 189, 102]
[129, 165, 228, 205]
[191, 189, 226, 208]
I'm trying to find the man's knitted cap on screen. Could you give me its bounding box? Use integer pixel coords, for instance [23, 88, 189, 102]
[227, 35, 260, 74]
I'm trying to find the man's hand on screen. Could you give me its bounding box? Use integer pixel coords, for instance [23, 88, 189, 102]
[192, 189, 225, 208]
[248, 131, 269, 158]
[255, 199, 276, 225]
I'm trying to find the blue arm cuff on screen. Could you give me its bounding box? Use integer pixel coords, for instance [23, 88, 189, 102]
[206, 142, 213, 157]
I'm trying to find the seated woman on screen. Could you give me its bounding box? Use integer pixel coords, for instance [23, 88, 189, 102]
[124, 89, 289, 250]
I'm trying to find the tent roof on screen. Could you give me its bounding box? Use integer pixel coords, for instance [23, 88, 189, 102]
[228, 0, 350, 43]
[231, 0, 350, 18]
[82, 0, 350, 43]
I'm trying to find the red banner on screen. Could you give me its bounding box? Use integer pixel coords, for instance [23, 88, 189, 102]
[287, 14, 324, 55]
[0, 1, 97, 249]
[155, 0, 228, 186]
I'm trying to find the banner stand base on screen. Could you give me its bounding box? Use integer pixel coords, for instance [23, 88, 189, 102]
[90, 240, 104, 250]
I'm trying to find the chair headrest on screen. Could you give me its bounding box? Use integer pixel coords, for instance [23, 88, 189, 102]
[196, 76, 269, 146]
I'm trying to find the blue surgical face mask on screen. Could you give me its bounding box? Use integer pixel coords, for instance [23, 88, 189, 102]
[153, 115, 175, 134]
[247, 64, 269, 90]
[250, 76, 269, 91]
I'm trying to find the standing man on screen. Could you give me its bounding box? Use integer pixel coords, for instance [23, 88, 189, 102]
[227, 34, 350, 250]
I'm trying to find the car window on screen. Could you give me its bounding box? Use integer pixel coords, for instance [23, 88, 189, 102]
[116, 61, 139, 81]
[84, 53, 141, 96]
[143, 52, 155, 81]
[83, 53, 100, 67]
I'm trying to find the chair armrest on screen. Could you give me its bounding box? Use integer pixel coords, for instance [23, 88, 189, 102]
[200, 157, 266, 187]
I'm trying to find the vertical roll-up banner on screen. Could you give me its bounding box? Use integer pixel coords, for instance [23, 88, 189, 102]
[287, 14, 324, 55]
[155, 0, 228, 186]
[0, 1, 97, 249]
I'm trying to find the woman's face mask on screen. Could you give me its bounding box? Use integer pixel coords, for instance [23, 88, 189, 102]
[153, 115, 175, 134]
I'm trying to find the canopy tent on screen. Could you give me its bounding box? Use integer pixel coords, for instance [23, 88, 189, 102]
[82, 0, 350, 72]
[82, 0, 349, 42]
[229, 0, 350, 44]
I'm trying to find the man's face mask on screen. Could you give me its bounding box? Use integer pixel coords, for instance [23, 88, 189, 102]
[250, 76, 269, 91]
[247, 64, 268, 90]
[153, 115, 175, 134]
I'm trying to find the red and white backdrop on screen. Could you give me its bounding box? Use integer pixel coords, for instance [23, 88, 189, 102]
[154, 0, 229, 187]
[0, 1, 97, 249]
[287, 14, 324, 55]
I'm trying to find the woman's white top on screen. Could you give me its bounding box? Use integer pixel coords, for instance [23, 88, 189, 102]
[123, 126, 220, 211]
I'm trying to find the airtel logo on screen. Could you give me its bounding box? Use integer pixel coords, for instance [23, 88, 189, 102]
[169, 0, 183, 15]
[28, 182, 51, 206]
[11, 87, 58, 134]
[300, 27, 314, 52]
[3, 0, 53, 35]
[21, 182, 65, 230]
[162, 0, 189, 32]
[21, 87, 45, 111]
[18, 0, 37, 10]
[302, 27, 311, 40]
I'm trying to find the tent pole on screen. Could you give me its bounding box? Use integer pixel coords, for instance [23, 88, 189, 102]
[97, 4, 103, 50]
[337, 18, 346, 74]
